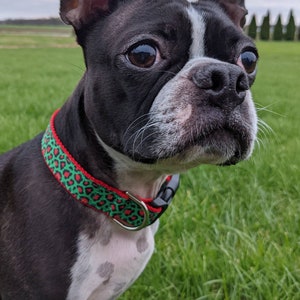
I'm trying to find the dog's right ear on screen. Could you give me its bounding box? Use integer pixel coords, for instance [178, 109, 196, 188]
[215, 0, 247, 29]
[60, 0, 118, 30]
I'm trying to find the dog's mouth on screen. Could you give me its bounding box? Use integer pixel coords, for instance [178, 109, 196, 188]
[192, 127, 252, 165]
[122, 122, 254, 168]
[173, 127, 253, 165]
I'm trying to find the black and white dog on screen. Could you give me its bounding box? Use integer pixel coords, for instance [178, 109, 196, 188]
[0, 0, 258, 299]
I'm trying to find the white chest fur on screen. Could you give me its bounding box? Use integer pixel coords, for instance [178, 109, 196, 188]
[67, 220, 158, 300]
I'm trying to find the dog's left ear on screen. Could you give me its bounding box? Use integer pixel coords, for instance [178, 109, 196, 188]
[60, 0, 118, 30]
[216, 0, 247, 29]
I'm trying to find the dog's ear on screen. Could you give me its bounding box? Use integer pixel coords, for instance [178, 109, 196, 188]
[216, 0, 247, 28]
[60, 0, 118, 29]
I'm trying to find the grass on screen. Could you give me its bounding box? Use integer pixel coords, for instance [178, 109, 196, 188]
[0, 25, 75, 48]
[0, 35, 83, 150]
[0, 32, 300, 299]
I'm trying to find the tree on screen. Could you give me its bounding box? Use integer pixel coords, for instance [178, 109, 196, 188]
[260, 11, 270, 40]
[248, 14, 257, 40]
[273, 15, 283, 41]
[285, 10, 296, 41]
[298, 26, 300, 41]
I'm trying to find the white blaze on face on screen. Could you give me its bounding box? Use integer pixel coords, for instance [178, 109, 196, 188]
[146, 6, 208, 162]
[186, 4, 206, 59]
[186, 0, 200, 4]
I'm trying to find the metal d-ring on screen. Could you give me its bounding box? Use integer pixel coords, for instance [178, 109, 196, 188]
[112, 192, 150, 231]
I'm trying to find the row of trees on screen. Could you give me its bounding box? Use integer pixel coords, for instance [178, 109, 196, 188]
[0, 18, 63, 26]
[247, 10, 299, 41]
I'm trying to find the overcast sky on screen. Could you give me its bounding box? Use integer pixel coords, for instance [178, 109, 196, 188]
[0, 0, 300, 25]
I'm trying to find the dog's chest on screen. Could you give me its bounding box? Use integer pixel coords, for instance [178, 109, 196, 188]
[67, 222, 157, 300]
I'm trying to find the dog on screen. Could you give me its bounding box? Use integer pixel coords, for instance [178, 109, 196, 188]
[0, 0, 258, 299]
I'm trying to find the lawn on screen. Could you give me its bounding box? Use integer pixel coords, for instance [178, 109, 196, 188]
[0, 33, 299, 299]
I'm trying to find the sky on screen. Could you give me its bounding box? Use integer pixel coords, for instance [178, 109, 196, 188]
[0, 0, 300, 25]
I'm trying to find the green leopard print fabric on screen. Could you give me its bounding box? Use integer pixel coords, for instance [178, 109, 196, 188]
[41, 113, 162, 230]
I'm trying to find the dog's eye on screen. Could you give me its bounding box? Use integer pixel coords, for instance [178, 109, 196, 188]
[239, 51, 258, 74]
[127, 44, 158, 68]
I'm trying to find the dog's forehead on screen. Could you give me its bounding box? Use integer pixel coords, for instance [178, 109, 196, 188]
[118, 0, 238, 38]
[86, 0, 250, 64]
[111, 0, 190, 28]
[102, 0, 228, 43]
[94, 0, 191, 51]
[115, 0, 226, 26]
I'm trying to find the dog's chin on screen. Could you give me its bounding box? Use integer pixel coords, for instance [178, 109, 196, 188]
[123, 128, 254, 172]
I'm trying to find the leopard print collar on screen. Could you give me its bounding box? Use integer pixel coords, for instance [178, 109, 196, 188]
[41, 110, 180, 231]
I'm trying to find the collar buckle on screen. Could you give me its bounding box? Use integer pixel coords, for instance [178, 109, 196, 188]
[151, 174, 180, 216]
[112, 174, 180, 231]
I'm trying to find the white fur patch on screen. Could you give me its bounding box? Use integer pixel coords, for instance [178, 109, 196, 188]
[186, 0, 199, 3]
[67, 223, 156, 300]
[186, 5, 206, 58]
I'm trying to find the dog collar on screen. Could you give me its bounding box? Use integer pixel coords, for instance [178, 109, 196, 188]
[41, 110, 180, 231]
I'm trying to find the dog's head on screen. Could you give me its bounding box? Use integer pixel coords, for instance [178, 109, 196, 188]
[60, 0, 258, 172]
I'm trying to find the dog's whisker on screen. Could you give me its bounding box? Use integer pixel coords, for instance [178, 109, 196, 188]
[131, 121, 161, 156]
[123, 114, 156, 150]
[257, 119, 274, 136]
[128, 118, 156, 144]
[134, 130, 162, 156]
[124, 113, 154, 137]
[132, 122, 154, 149]
[256, 102, 285, 117]
[124, 117, 159, 155]
[255, 136, 264, 149]
[255, 118, 276, 150]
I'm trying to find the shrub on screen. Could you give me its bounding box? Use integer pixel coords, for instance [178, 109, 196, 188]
[260, 11, 270, 40]
[273, 15, 283, 41]
[285, 10, 296, 41]
[248, 14, 257, 40]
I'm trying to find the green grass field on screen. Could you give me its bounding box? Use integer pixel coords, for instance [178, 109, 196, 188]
[0, 32, 300, 299]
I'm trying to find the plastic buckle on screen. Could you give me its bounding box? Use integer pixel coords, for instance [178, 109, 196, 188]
[151, 174, 180, 215]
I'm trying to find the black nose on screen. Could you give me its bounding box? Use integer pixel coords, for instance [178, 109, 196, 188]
[192, 63, 249, 109]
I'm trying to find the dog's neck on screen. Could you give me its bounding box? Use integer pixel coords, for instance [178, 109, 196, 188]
[54, 79, 167, 199]
[96, 138, 168, 199]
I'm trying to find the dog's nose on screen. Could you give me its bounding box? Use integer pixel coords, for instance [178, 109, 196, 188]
[192, 63, 249, 109]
